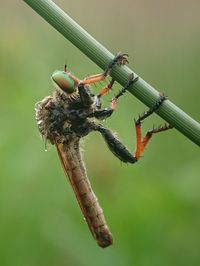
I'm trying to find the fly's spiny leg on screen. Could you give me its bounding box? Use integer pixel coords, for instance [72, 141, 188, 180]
[93, 79, 171, 163]
[95, 78, 115, 109]
[89, 108, 114, 120]
[97, 78, 115, 98]
[111, 73, 139, 109]
[134, 95, 173, 160]
[94, 124, 137, 164]
[77, 83, 115, 120]
[141, 124, 173, 151]
[79, 52, 128, 86]
[136, 94, 166, 124]
[104, 52, 129, 76]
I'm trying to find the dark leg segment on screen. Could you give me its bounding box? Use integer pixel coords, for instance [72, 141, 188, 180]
[135, 95, 167, 124]
[77, 82, 115, 120]
[78, 84, 94, 107]
[111, 73, 139, 109]
[89, 108, 114, 120]
[104, 52, 129, 76]
[95, 125, 137, 164]
[113, 73, 137, 100]
[90, 94, 172, 164]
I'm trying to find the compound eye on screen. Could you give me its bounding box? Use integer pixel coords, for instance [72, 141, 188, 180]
[52, 71, 75, 94]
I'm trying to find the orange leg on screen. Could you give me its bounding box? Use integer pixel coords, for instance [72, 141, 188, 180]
[134, 124, 143, 160]
[92, 69, 172, 163]
[80, 73, 106, 85]
[98, 86, 111, 96]
[79, 52, 129, 86]
[97, 79, 114, 97]
[93, 95, 172, 165]
[134, 123, 172, 160]
[133, 96, 173, 160]
[95, 78, 116, 109]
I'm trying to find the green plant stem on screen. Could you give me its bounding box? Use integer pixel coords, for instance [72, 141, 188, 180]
[23, 0, 200, 146]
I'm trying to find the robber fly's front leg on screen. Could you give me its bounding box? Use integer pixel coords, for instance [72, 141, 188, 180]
[78, 83, 114, 120]
[78, 53, 128, 109]
[92, 74, 139, 120]
[80, 52, 128, 86]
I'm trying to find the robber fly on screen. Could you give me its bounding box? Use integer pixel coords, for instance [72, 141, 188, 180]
[35, 53, 172, 248]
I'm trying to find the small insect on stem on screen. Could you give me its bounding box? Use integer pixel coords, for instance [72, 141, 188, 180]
[35, 53, 172, 247]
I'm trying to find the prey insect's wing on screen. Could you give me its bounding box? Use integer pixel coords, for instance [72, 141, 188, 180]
[54, 138, 113, 248]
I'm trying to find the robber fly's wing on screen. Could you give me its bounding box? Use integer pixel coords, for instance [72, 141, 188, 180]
[54, 139, 113, 248]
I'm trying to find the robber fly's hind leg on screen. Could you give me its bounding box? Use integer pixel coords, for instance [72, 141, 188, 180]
[134, 95, 173, 160]
[110, 75, 172, 161]
[92, 95, 172, 164]
[94, 124, 137, 164]
[93, 91, 172, 163]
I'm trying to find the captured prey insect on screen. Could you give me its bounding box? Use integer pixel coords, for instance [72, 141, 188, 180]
[35, 53, 172, 248]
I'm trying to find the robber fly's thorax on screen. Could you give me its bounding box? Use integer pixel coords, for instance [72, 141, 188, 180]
[35, 85, 96, 144]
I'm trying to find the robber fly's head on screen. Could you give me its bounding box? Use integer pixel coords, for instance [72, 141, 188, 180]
[52, 65, 77, 94]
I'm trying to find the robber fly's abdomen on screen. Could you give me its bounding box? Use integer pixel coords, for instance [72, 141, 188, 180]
[75, 176, 113, 247]
[56, 140, 113, 248]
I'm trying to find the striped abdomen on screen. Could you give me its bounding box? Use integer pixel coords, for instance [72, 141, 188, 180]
[55, 139, 113, 248]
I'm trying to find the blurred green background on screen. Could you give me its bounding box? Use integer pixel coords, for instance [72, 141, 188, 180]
[0, 1, 200, 265]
